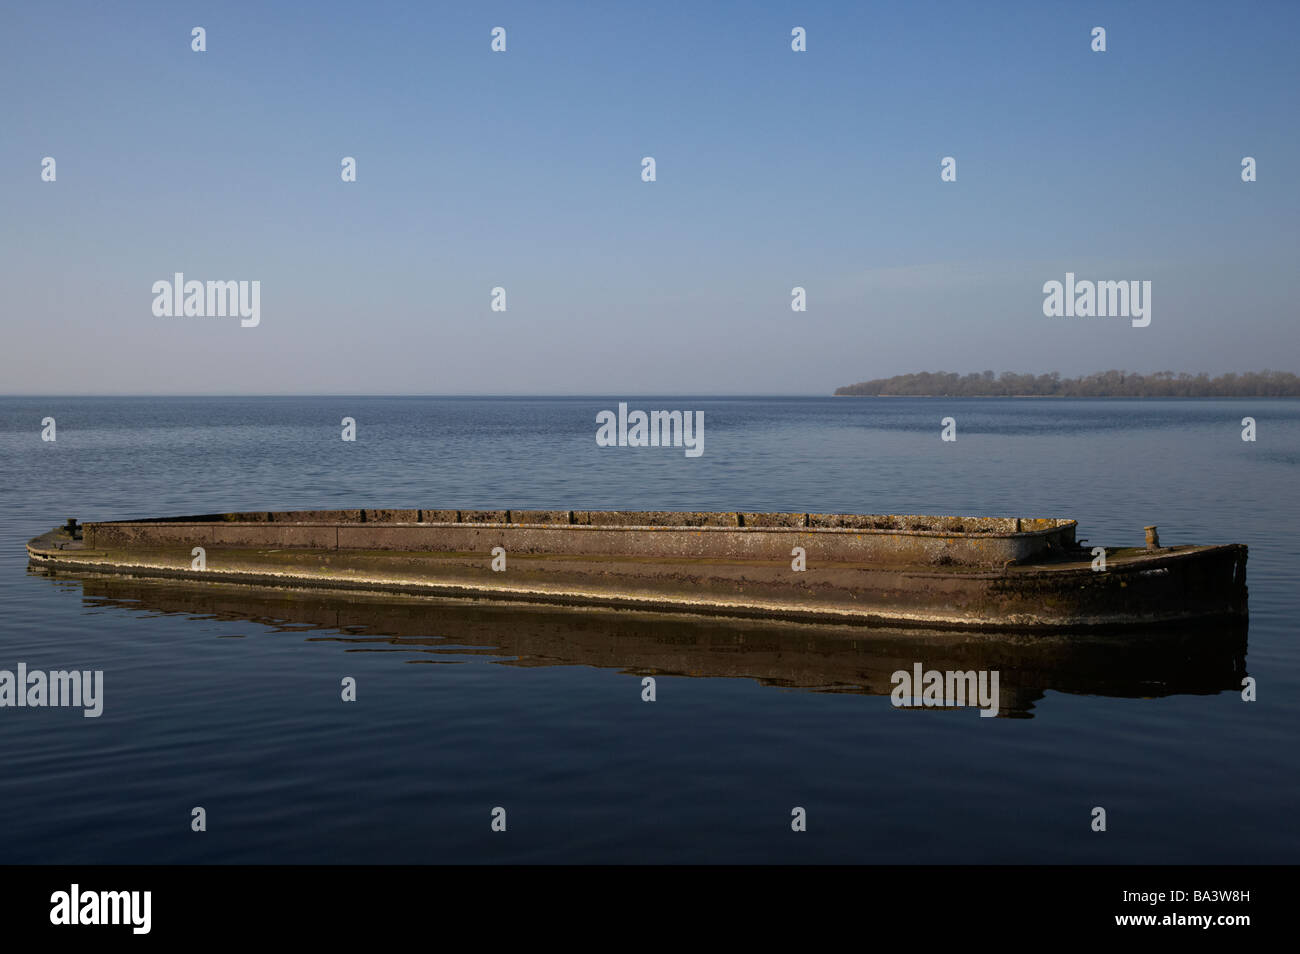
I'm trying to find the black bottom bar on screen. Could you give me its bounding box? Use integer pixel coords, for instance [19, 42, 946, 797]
[0, 864, 1276, 940]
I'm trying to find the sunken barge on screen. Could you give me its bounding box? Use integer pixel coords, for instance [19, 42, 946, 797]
[27, 509, 1248, 631]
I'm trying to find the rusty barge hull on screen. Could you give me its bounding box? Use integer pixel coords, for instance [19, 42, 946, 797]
[26, 510, 1249, 631]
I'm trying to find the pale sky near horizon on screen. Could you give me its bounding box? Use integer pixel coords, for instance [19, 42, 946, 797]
[2, 0, 1297, 395]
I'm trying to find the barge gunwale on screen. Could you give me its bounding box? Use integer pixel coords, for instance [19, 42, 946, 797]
[73, 510, 1085, 573]
[83, 520, 1075, 538]
[91, 510, 1077, 539]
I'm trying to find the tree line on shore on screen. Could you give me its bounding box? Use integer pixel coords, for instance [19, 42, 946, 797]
[834, 370, 1300, 397]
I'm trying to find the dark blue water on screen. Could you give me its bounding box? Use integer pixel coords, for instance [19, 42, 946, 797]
[1, 397, 1296, 863]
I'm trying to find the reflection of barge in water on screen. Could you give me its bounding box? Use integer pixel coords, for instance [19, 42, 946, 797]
[29, 572, 1250, 719]
[27, 509, 1247, 631]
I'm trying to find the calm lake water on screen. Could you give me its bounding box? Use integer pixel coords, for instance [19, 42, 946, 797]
[1, 396, 1296, 863]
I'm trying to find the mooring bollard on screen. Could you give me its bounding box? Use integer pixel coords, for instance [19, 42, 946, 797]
[1144, 525, 1160, 549]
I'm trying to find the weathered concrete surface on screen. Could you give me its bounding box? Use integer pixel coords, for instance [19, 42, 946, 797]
[80, 510, 1077, 568]
[28, 515, 1248, 631]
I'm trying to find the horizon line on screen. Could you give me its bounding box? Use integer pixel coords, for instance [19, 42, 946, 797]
[3, 393, 1297, 400]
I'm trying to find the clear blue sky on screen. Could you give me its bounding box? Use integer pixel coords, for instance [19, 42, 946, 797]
[2, 0, 1296, 394]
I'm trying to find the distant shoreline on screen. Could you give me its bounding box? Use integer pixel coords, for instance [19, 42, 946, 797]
[834, 370, 1300, 398]
[833, 393, 1296, 399]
